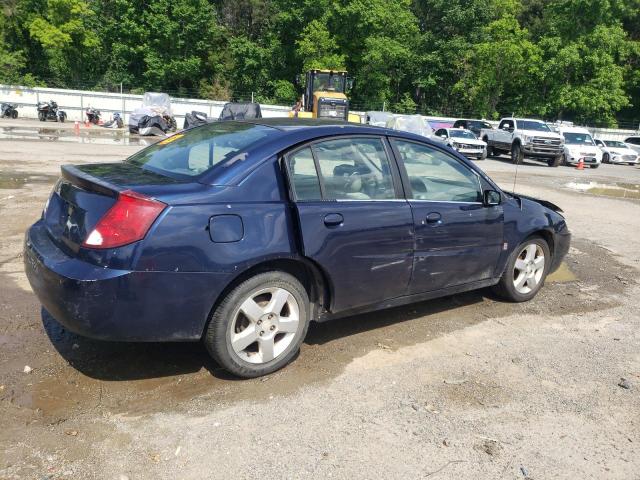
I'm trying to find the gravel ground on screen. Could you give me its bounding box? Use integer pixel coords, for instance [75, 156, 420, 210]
[0, 120, 639, 479]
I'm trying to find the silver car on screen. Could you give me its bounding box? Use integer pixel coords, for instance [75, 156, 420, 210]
[595, 139, 639, 165]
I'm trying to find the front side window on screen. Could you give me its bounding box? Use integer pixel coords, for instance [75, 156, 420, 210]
[499, 120, 514, 130]
[392, 140, 482, 203]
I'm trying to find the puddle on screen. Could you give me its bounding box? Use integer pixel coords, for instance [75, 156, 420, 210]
[565, 181, 640, 199]
[547, 262, 577, 282]
[0, 172, 58, 189]
[0, 126, 159, 146]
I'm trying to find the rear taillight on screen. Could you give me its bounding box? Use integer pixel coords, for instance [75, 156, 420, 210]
[82, 190, 166, 249]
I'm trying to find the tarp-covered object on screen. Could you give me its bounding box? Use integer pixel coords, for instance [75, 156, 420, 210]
[129, 92, 176, 135]
[142, 92, 172, 115]
[219, 102, 262, 121]
[183, 111, 209, 129]
[385, 115, 433, 138]
[130, 115, 170, 136]
[366, 111, 393, 127]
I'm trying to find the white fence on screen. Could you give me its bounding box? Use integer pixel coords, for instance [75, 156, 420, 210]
[1, 84, 638, 140]
[0, 84, 291, 124]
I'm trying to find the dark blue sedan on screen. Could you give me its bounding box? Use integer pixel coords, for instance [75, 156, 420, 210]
[24, 119, 570, 377]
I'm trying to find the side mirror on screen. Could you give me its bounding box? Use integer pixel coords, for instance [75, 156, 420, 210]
[346, 77, 354, 91]
[440, 134, 447, 139]
[483, 189, 501, 206]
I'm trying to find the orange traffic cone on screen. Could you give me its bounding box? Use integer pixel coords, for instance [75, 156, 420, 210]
[576, 158, 584, 170]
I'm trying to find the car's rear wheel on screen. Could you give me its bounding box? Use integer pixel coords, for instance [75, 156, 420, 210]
[603, 153, 609, 163]
[204, 271, 310, 378]
[492, 237, 550, 302]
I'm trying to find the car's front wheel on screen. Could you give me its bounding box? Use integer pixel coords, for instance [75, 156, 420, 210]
[492, 237, 550, 302]
[204, 271, 310, 378]
[511, 143, 524, 164]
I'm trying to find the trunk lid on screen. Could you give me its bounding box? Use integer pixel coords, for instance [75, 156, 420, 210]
[44, 163, 182, 253]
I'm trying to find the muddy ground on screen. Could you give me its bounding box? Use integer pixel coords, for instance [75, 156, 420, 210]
[1, 120, 639, 479]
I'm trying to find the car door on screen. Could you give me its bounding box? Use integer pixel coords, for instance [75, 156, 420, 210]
[284, 136, 414, 312]
[495, 119, 514, 149]
[389, 138, 504, 294]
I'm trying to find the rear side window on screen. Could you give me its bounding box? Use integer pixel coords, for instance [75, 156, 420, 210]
[626, 137, 640, 145]
[392, 139, 482, 203]
[287, 147, 321, 200]
[127, 122, 275, 177]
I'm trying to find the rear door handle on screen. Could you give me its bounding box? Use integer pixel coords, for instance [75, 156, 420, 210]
[425, 212, 442, 224]
[323, 213, 344, 227]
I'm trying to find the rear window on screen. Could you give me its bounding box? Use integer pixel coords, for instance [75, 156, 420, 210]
[126, 122, 275, 177]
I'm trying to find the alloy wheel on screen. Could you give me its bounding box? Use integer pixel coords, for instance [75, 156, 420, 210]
[229, 287, 300, 364]
[513, 244, 545, 294]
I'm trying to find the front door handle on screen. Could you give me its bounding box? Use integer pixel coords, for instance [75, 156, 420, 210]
[425, 212, 442, 224]
[323, 213, 344, 227]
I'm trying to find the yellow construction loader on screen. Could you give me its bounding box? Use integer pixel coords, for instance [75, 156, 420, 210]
[290, 69, 361, 123]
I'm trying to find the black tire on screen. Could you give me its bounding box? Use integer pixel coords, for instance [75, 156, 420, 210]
[204, 271, 310, 378]
[603, 153, 609, 164]
[59, 113, 66, 123]
[492, 236, 551, 302]
[548, 155, 562, 167]
[511, 143, 524, 164]
[11, 110, 17, 119]
[484, 139, 493, 157]
[38, 112, 46, 121]
[590, 164, 599, 169]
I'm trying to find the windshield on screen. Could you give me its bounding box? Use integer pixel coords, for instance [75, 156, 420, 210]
[312, 73, 345, 92]
[516, 120, 551, 132]
[563, 132, 595, 145]
[604, 140, 627, 148]
[449, 129, 477, 139]
[126, 122, 275, 177]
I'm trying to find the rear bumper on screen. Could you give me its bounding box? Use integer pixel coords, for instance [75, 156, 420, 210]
[24, 220, 231, 341]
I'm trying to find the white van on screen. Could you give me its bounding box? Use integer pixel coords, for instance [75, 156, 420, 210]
[558, 126, 602, 168]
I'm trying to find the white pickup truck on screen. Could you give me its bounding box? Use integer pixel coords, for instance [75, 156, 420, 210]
[480, 117, 565, 167]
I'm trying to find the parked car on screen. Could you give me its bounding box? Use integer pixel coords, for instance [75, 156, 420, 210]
[433, 127, 487, 160]
[624, 136, 640, 155]
[452, 119, 493, 138]
[24, 119, 570, 378]
[594, 139, 639, 165]
[481, 117, 564, 167]
[558, 126, 601, 168]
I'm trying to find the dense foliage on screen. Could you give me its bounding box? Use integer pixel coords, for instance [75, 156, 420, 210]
[1, 0, 639, 125]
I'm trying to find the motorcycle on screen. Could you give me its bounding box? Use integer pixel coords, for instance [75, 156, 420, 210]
[37, 100, 66, 122]
[103, 112, 124, 129]
[1, 103, 18, 119]
[86, 106, 101, 124]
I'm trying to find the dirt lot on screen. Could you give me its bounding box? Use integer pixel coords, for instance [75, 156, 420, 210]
[1, 120, 639, 479]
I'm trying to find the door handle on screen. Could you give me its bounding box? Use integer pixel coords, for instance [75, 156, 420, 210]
[425, 212, 442, 224]
[323, 213, 344, 227]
